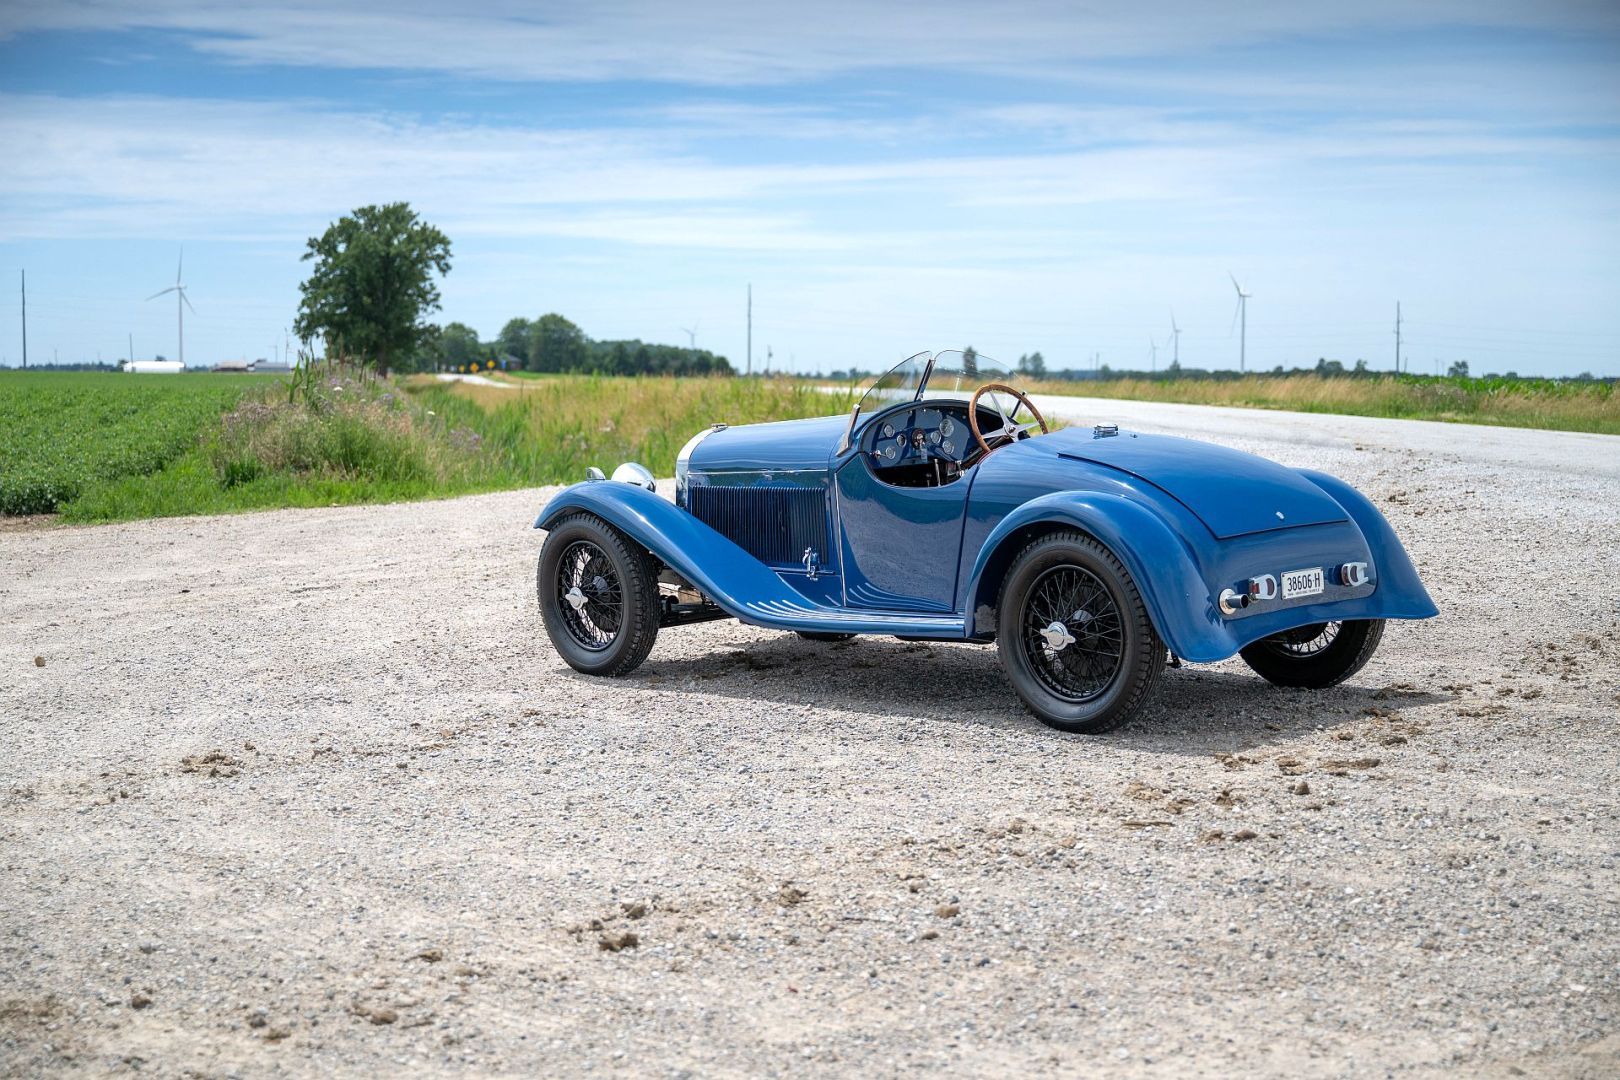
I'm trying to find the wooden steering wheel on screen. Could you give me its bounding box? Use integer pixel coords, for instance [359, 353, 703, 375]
[968, 383, 1050, 455]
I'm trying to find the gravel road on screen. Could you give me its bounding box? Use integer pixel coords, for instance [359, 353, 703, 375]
[2, 403, 1617, 1077]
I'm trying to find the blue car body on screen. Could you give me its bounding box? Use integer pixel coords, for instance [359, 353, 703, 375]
[534, 382, 1436, 665]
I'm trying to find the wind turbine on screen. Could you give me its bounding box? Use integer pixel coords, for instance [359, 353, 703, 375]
[1228, 273, 1251, 373]
[1148, 336, 1158, 374]
[1168, 309, 1182, 367]
[147, 248, 195, 367]
[679, 322, 699, 349]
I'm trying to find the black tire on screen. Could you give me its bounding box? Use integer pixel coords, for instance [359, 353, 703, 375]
[796, 631, 855, 643]
[538, 513, 660, 676]
[996, 531, 1163, 734]
[1239, 619, 1384, 689]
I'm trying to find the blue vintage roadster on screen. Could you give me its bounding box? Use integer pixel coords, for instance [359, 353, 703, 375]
[534, 350, 1437, 733]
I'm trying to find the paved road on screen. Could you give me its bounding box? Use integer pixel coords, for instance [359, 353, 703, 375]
[1029, 393, 1620, 479]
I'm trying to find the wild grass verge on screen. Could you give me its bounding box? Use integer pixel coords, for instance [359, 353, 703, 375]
[404, 373, 851, 483]
[1020, 373, 1620, 435]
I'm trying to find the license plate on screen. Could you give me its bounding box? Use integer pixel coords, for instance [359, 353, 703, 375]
[1281, 567, 1324, 599]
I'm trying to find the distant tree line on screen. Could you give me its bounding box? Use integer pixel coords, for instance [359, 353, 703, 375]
[425, 314, 733, 376]
[825, 351, 1609, 385]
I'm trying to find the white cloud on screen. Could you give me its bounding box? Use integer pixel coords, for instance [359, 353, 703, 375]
[3, 1, 1617, 85]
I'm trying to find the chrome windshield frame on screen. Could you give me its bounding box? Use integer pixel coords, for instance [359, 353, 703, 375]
[838, 349, 1020, 454]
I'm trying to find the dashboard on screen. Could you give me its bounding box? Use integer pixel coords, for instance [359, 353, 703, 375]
[860, 402, 1006, 488]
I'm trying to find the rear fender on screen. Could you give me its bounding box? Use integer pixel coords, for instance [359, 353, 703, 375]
[1296, 470, 1438, 620]
[963, 492, 1221, 660]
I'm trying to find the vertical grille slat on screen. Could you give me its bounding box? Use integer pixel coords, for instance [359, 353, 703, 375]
[689, 484, 832, 567]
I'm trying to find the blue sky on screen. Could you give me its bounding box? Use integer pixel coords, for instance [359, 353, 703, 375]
[0, 1, 1616, 376]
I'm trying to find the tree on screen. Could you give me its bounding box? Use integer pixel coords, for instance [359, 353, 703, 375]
[438, 322, 481, 370]
[294, 202, 451, 375]
[1017, 351, 1046, 378]
[1447, 360, 1470, 378]
[528, 313, 588, 373]
[497, 318, 532, 366]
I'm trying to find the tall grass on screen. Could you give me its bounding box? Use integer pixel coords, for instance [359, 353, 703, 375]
[1021, 373, 1619, 435]
[405, 374, 851, 482]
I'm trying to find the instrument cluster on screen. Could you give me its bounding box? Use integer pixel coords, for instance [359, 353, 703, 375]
[869, 406, 967, 466]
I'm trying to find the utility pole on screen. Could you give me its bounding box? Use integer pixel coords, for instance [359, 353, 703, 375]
[128, 332, 134, 366]
[746, 283, 752, 377]
[1394, 301, 1403, 374]
[20, 270, 26, 369]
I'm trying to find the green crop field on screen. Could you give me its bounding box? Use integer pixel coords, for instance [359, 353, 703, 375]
[0, 371, 273, 516]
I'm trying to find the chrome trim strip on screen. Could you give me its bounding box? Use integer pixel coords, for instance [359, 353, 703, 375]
[674, 423, 726, 507]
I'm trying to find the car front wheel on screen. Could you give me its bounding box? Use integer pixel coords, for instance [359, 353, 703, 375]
[996, 531, 1164, 734]
[1238, 619, 1384, 689]
[538, 513, 660, 676]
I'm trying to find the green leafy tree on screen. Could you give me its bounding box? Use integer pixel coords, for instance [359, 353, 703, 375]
[1017, 351, 1046, 377]
[497, 318, 532, 366]
[439, 322, 481, 370]
[1447, 360, 1470, 378]
[528, 313, 588, 373]
[293, 203, 451, 376]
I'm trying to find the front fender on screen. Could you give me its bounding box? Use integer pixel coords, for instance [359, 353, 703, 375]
[536, 482, 787, 624]
[963, 491, 1227, 662]
[534, 481, 969, 637]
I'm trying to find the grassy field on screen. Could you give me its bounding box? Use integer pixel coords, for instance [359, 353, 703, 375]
[4, 367, 1613, 524]
[405, 373, 849, 483]
[1022, 373, 1620, 435]
[0, 370, 851, 523]
[0, 372, 271, 516]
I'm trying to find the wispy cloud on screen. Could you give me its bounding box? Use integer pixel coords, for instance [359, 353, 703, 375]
[0, 2, 1616, 373]
[4, 1, 1618, 85]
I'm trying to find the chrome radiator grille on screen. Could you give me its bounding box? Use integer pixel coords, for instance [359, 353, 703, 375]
[687, 484, 832, 567]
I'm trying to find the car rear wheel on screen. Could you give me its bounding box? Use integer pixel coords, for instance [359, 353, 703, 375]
[1238, 619, 1384, 689]
[538, 513, 659, 676]
[996, 531, 1163, 734]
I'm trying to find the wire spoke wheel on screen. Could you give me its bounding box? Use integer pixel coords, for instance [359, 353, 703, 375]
[1022, 564, 1125, 703]
[1263, 621, 1339, 658]
[555, 539, 624, 651]
[1238, 618, 1384, 690]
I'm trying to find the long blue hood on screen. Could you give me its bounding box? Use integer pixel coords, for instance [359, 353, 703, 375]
[687, 414, 848, 473]
[1013, 428, 1348, 540]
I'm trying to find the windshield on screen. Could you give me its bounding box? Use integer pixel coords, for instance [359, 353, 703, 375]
[845, 349, 1022, 444]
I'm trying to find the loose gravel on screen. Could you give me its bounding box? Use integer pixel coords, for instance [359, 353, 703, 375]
[2, 406, 1617, 1077]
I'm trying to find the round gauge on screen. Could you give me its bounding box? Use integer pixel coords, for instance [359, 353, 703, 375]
[881, 422, 895, 439]
[942, 438, 955, 454]
[940, 417, 955, 437]
[883, 444, 897, 460]
[929, 430, 943, 445]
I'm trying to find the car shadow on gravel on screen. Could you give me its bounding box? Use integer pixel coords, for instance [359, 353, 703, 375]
[626, 632, 1449, 753]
